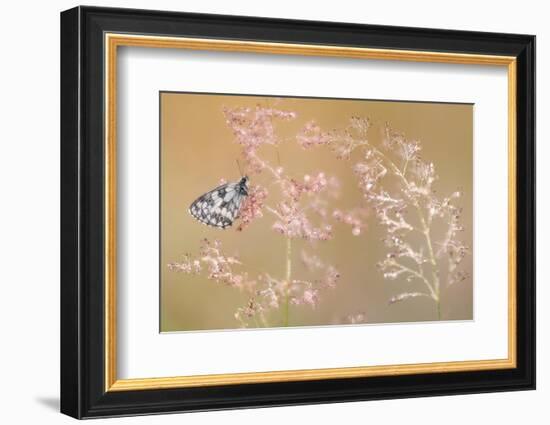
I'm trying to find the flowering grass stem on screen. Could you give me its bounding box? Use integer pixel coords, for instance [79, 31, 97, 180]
[284, 237, 292, 326]
[376, 146, 444, 319]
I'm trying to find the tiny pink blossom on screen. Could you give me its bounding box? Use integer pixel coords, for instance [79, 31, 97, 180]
[302, 289, 319, 307]
[236, 184, 268, 231]
[332, 207, 369, 235]
[223, 105, 297, 174]
[296, 121, 332, 149]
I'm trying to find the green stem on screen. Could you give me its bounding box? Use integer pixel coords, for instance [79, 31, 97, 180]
[402, 158, 409, 177]
[253, 315, 261, 329]
[283, 237, 292, 327]
[416, 208, 441, 320]
[390, 260, 437, 301]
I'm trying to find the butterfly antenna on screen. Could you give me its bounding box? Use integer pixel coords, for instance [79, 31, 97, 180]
[236, 159, 244, 177]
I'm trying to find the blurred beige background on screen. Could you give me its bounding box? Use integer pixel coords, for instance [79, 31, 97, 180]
[160, 92, 473, 332]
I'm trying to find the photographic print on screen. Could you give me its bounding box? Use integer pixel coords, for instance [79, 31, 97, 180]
[161, 92, 473, 332]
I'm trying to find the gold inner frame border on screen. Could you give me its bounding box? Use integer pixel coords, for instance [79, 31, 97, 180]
[104, 33, 517, 392]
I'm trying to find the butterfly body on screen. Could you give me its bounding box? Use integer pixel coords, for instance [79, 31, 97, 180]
[188, 176, 249, 229]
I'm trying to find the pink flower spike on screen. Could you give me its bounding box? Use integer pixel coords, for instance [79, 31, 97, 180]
[236, 184, 268, 232]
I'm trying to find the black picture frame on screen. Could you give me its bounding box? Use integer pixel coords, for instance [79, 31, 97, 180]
[60, 5, 535, 419]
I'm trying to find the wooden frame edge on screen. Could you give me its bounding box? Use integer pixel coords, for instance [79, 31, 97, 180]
[108, 358, 516, 391]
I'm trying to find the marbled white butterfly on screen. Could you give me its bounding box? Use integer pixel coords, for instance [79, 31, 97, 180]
[188, 176, 249, 229]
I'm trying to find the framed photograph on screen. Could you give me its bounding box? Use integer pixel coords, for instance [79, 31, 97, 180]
[60, 6, 535, 419]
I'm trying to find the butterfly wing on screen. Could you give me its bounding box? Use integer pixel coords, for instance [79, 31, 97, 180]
[188, 182, 246, 229]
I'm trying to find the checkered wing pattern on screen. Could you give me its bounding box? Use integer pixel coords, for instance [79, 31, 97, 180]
[188, 179, 248, 229]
